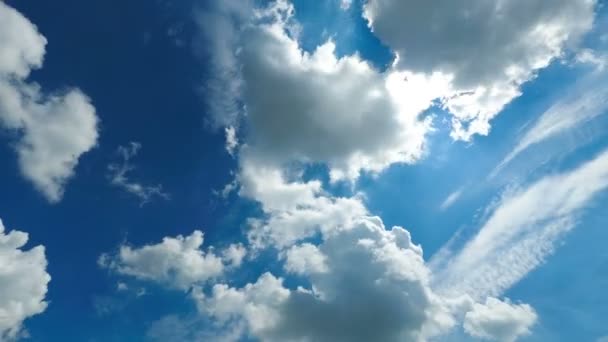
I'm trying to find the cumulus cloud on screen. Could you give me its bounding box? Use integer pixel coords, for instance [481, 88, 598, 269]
[0, 2, 99, 202]
[364, 0, 597, 140]
[464, 297, 537, 342]
[434, 148, 608, 299]
[99, 230, 225, 290]
[196, 216, 463, 342]
[221, 243, 247, 268]
[238, 153, 368, 248]
[0, 218, 50, 340]
[108, 142, 169, 206]
[281, 243, 328, 275]
[239, 2, 448, 180]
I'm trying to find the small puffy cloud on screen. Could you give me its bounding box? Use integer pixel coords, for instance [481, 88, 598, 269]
[0, 2, 99, 202]
[281, 243, 328, 275]
[364, 0, 597, 140]
[224, 126, 238, 155]
[0, 218, 50, 340]
[108, 142, 169, 206]
[221, 243, 247, 268]
[340, 0, 353, 10]
[575, 48, 607, 71]
[99, 230, 225, 291]
[464, 297, 537, 342]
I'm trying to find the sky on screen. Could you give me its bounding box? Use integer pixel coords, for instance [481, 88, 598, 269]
[0, 0, 608, 341]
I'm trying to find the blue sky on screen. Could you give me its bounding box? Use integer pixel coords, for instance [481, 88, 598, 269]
[0, 0, 607, 341]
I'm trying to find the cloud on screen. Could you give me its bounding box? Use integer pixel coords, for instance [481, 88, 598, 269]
[434, 149, 608, 299]
[108, 142, 169, 206]
[224, 126, 238, 156]
[196, 216, 465, 342]
[99, 230, 225, 291]
[575, 48, 607, 71]
[439, 188, 463, 211]
[204, 0, 451, 181]
[340, 0, 353, 10]
[194, 0, 252, 129]
[491, 72, 608, 177]
[0, 218, 50, 340]
[464, 297, 537, 342]
[221, 243, 247, 268]
[0, 2, 99, 203]
[364, 0, 597, 140]
[238, 153, 368, 248]
[281, 243, 328, 275]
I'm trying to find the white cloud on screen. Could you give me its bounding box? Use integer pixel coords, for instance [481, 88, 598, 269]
[492, 72, 608, 177]
[206, 1, 450, 181]
[576, 48, 607, 71]
[0, 218, 50, 340]
[434, 149, 608, 299]
[108, 142, 169, 206]
[195, 0, 252, 129]
[197, 216, 464, 342]
[439, 188, 463, 211]
[281, 243, 328, 275]
[221, 243, 247, 268]
[340, 0, 353, 10]
[224, 126, 238, 156]
[464, 297, 537, 342]
[0, 2, 99, 202]
[99, 230, 225, 291]
[364, 0, 597, 140]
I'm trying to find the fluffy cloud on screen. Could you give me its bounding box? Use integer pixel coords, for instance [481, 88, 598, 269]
[281, 243, 328, 275]
[365, 0, 597, 140]
[0, 2, 99, 202]
[0, 218, 50, 340]
[99, 230, 225, 290]
[434, 148, 608, 298]
[464, 298, 537, 342]
[238, 154, 368, 248]
[196, 216, 463, 342]
[108, 142, 169, 206]
[211, 1, 450, 181]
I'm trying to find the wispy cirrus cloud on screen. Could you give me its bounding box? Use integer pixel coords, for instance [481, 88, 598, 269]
[491, 72, 608, 178]
[434, 149, 608, 299]
[107, 142, 169, 206]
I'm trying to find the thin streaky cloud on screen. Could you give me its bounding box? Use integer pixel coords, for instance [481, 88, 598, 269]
[490, 72, 608, 178]
[434, 148, 608, 299]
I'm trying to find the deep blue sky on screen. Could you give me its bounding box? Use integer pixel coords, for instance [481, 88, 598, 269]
[1, 0, 608, 341]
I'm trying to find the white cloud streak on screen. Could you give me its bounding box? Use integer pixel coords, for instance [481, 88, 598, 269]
[108, 142, 169, 206]
[492, 72, 608, 177]
[434, 149, 608, 299]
